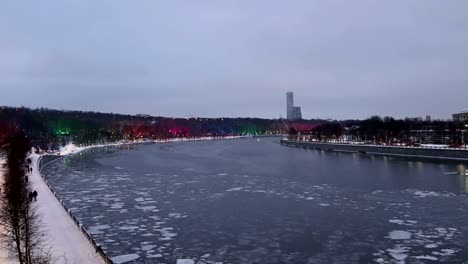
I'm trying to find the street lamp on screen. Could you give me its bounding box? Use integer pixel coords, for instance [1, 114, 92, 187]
[464, 124, 468, 149]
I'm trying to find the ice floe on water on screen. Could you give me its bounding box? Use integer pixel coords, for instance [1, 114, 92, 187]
[433, 248, 459, 256]
[110, 202, 124, 209]
[177, 260, 195, 264]
[373, 226, 461, 263]
[226, 187, 243, 192]
[386, 245, 410, 261]
[112, 253, 140, 263]
[407, 189, 454, 198]
[389, 219, 418, 226]
[414, 255, 438, 261]
[141, 244, 156, 251]
[388, 230, 412, 240]
[136, 205, 158, 211]
[88, 224, 111, 235]
[157, 227, 177, 241]
[169, 212, 187, 219]
[424, 243, 438, 249]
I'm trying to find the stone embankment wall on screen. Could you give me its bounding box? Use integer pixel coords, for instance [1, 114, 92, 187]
[281, 140, 468, 161]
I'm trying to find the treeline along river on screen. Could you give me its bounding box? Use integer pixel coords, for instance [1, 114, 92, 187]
[41, 138, 468, 264]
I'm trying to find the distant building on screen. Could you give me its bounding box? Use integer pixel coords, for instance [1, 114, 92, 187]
[292, 107, 302, 120]
[453, 109, 468, 122]
[286, 92, 294, 120]
[426, 115, 431, 122]
[405, 117, 423, 122]
[286, 92, 302, 120]
[136, 114, 152, 118]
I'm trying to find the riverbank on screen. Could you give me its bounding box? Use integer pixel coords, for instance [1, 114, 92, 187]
[281, 139, 468, 161]
[51, 136, 248, 157]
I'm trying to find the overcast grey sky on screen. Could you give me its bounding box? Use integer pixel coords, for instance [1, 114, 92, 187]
[1, 1, 467, 120]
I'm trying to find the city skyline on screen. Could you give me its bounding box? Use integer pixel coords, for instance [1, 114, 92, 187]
[1, 1, 468, 120]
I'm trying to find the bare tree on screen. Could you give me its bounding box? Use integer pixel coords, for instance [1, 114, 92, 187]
[0, 133, 52, 264]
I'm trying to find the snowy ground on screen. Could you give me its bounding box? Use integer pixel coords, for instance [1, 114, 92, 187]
[55, 136, 246, 156]
[29, 154, 104, 264]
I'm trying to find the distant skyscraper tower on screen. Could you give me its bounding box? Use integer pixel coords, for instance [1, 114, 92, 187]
[293, 106, 302, 120]
[286, 92, 294, 120]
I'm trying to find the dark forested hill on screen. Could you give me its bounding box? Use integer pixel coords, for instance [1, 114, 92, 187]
[1, 107, 465, 151]
[0, 106, 323, 150]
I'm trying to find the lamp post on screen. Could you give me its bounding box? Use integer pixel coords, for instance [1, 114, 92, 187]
[464, 124, 468, 149]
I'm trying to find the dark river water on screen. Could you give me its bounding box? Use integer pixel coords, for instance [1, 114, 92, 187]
[41, 138, 468, 264]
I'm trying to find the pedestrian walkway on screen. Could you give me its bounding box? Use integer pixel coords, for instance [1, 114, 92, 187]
[29, 154, 103, 264]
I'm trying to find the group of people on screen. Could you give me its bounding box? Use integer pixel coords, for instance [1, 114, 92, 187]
[25, 164, 38, 202]
[25, 165, 32, 183]
[28, 190, 38, 202]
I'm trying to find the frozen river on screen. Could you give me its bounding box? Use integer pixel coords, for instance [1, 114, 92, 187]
[41, 138, 468, 263]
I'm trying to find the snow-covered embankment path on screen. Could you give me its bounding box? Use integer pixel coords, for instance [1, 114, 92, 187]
[29, 154, 103, 264]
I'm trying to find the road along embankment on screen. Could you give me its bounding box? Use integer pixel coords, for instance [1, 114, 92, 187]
[281, 140, 468, 161]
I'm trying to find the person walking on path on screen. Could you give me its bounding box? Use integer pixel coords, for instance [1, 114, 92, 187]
[33, 190, 38, 201]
